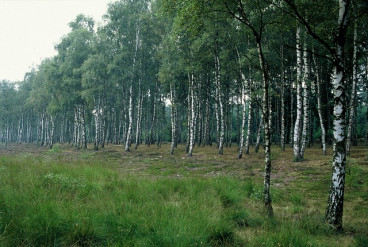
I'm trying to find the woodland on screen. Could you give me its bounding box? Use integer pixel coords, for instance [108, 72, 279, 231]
[0, 0, 368, 246]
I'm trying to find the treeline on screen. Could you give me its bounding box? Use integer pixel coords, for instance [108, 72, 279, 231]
[0, 0, 367, 229]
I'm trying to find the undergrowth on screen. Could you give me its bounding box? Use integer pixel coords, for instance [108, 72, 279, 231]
[0, 144, 367, 246]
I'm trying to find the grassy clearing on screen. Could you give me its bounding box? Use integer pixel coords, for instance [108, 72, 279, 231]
[0, 143, 367, 246]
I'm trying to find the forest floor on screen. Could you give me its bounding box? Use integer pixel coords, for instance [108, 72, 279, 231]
[0, 142, 367, 246]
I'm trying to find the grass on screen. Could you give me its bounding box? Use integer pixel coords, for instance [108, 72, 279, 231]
[0, 143, 367, 246]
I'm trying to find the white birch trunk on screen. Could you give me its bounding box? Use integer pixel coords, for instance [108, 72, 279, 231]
[244, 103, 251, 156]
[170, 83, 176, 155]
[93, 98, 100, 151]
[135, 81, 143, 150]
[125, 23, 140, 152]
[215, 88, 220, 149]
[326, 0, 350, 231]
[280, 46, 286, 151]
[257, 41, 273, 217]
[215, 55, 225, 155]
[238, 79, 247, 159]
[293, 26, 303, 161]
[125, 84, 133, 152]
[204, 85, 210, 146]
[80, 105, 87, 150]
[188, 73, 195, 156]
[313, 53, 327, 155]
[17, 114, 23, 144]
[290, 84, 294, 147]
[300, 39, 310, 159]
[49, 115, 55, 149]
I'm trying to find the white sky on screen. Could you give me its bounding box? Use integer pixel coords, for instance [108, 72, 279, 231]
[0, 0, 113, 82]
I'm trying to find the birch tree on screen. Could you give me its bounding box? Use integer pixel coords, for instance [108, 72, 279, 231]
[223, 0, 275, 217]
[285, 0, 352, 230]
[293, 26, 303, 162]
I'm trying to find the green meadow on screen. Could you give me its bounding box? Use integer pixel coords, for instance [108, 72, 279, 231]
[0, 143, 367, 246]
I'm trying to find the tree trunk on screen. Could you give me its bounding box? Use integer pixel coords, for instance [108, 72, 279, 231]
[256, 40, 273, 217]
[245, 95, 252, 154]
[125, 84, 133, 152]
[215, 54, 225, 155]
[238, 79, 247, 159]
[49, 115, 55, 149]
[188, 73, 195, 156]
[204, 76, 211, 146]
[170, 83, 177, 155]
[280, 45, 286, 151]
[289, 79, 294, 148]
[125, 21, 140, 152]
[135, 81, 143, 150]
[293, 26, 303, 162]
[313, 53, 327, 155]
[300, 39, 310, 159]
[93, 98, 100, 151]
[325, 0, 350, 231]
[80, 105, 87, 150]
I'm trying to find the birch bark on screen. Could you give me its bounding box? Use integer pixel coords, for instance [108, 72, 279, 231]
[300, 39, 310, 159]
[215, 55, 225, 155]
[245, 93, 252, 154]
[170, 83, 176, 155]
[256, 40, 273, 217]
[125, 23, 140, 152]
[49, 115, 55, 149]
[125, 84, 133, 152]
[280, 46, 285, 151]
[313, 53, 327, 155]
[325, 0, 350, 230]
[135, 81, 143, 150]
[293, 26, 303, 161]
[188, 73, 195, 156]
[238, 78, 246, 159]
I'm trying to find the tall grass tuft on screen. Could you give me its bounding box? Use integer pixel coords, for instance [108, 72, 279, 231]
[0, 156, 249, 246]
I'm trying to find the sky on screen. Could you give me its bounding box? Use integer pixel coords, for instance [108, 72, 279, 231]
[0, 0, 113, 82]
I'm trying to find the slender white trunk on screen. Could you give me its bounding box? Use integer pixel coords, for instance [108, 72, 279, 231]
[125, 84, 133, 152]
[125, 23, 140, 151]
[290, 82, 294, 147]
[256, 41, 273, 217]
[186, 89, 191, 152]
[80, 105, 87, 150]
[188, 73, 195, 156]
[215, 87, 220, 148]
[5, 119, 9, 146]
[49, 115, 55, 149]
[326, 0, 350, 231]
[300, 39, 310, 159]
[170, 83, 176, 155]
[135, 81, 143, 150]
[204, 82, 210, 146]
[245, 94, 252, 154]
[17, 114, 23, 144]
[215, 55, 225, 155]
[238, 79, 247, 159]
[313, 53, 327, 155]
[280, 46, 285, 151]
[293, 26, 303, 161]
[93, 98, 100, 151]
